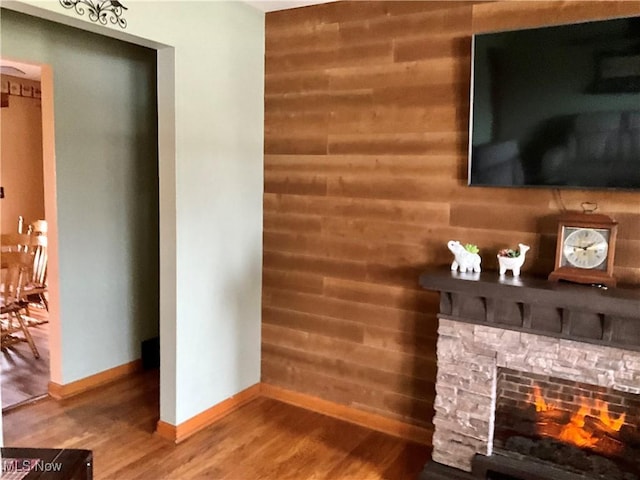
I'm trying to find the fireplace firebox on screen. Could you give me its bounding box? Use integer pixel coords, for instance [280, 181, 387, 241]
[493, 368, 640, 480]
[417, 269, 640, 480]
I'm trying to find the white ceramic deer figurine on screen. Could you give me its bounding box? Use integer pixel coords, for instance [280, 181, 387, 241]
[497, 244, 530, 277]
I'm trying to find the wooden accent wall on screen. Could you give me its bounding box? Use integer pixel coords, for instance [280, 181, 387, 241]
[263, 1, 640, 431]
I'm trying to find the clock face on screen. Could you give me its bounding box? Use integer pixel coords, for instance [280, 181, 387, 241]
[561, 227, 610, 270]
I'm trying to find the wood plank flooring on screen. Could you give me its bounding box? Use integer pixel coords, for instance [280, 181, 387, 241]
[3, 370, 432, 479]
[1, 310, 49, 410]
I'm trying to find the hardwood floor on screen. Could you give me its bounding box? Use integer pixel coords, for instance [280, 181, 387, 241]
[1, 310, 49, 410]
[3, 370, 431, 479]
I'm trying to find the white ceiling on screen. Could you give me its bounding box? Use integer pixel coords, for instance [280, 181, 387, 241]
[0, 60, 41, 81]
[244, 0, 338, 12]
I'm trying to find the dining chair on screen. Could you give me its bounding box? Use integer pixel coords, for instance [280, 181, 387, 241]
[27, 219, 48, 236]
[27, 221, 48, 314]
[22, 233, 48, 314]
[1, 232, 49, 315]
[1, 233, 32, 253]
[0, 250, 40, 358]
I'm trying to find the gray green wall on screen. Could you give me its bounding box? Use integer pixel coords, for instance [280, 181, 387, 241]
[5, 0, 265, 428]
[1, 8, 159, 383]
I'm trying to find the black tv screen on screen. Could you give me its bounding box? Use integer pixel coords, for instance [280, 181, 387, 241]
[469, 16, 640, 190]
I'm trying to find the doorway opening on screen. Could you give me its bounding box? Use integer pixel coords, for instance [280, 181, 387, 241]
[1, 6, 160, 431]
[0, 59, 52, 411]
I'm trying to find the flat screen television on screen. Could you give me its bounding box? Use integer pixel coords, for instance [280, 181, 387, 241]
[469, 16, 640, 190]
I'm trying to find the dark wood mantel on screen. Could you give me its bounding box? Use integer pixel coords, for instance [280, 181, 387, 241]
[419, 269, 640, 351]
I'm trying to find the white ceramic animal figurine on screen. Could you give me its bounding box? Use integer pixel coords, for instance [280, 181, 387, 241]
[447, 240, 481, 273]
[497, 244, 530, 277]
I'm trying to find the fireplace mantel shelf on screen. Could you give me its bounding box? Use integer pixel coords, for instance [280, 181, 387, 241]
[419, 268, 640, 351]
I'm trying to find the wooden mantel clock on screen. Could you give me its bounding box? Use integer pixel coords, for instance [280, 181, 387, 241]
[548, 209, 618, 287]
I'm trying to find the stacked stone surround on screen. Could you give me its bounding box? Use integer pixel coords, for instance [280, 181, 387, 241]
[432, 318, 640, 472]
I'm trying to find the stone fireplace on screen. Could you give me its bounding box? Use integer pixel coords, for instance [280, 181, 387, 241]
[418, 269, 640, 480]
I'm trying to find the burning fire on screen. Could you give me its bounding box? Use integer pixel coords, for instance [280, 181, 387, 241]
[532, 385, 626, 450]
[533, 386, 552, 412]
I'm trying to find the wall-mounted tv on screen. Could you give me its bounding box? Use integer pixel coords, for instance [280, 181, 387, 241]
[469, 16, 640, 190]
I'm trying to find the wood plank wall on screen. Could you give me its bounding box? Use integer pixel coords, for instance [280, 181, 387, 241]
[262, 1, 640, 431]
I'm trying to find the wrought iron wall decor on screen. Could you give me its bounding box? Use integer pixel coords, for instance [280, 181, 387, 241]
[59, 0, 128, 29]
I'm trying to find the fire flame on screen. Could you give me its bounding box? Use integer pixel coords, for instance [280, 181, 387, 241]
[595, 399, 626, 432]
[532, 385, 626, 450]
[533, 386, 552, 412]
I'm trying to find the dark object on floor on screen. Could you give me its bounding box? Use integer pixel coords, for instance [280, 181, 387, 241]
[419, 461, 475, 479]
[141, 336, 159, 370]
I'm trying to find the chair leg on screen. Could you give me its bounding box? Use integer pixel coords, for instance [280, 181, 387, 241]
[40, 293, 49, 311]
[14, 311, 40, 359]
